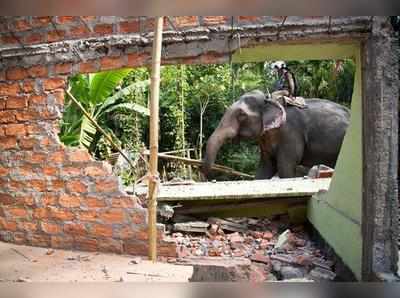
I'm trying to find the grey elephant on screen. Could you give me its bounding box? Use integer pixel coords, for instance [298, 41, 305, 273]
[201, 90, 350, 179]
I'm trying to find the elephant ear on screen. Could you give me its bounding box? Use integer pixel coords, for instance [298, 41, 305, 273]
[262, 100, 287, 134]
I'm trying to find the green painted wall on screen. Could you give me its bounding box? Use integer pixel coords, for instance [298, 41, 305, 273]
[233, 42, 363, 279]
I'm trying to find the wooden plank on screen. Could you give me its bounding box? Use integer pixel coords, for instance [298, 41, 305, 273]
[133, 178, 331, 202]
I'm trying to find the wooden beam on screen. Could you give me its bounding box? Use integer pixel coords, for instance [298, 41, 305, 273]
[142, 150, 254, 179]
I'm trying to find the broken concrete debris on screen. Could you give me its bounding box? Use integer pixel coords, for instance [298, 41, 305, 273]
[166, 217, 336, 282]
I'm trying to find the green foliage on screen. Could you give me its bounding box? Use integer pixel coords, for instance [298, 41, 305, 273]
[59, 69, 149, 159]
[60, 59, 355, 182]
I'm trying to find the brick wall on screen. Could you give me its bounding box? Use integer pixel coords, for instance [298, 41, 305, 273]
[0, 16, 372, 256]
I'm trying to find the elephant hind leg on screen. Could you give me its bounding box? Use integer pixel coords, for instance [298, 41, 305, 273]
[255, 158, 277, 179]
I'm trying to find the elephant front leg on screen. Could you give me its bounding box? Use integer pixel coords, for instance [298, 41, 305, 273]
[255, 158, 277, 179]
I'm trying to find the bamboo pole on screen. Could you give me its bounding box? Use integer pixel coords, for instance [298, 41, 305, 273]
[66, 89, 136, 170]
[142, 151, 254, 179]
[148, 16, 163, 262]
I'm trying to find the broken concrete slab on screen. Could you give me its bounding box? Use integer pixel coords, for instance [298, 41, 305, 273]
[182, 257, 252, 282]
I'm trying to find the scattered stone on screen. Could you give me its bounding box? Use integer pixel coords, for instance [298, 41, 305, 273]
[309, 267, 336, 281]
[249, 263, 268, 282]
[280, 266, 305, 280]
[250, 253, 270, 265]
[263, 231, 274, 240]
[16, 277, 32, 282]
[295, 255, 313, 267]
[189, 257, 251, 282]
[275, 229, 291, 249]
[46, 249, 55, 255]
[129, 257, 142, 265]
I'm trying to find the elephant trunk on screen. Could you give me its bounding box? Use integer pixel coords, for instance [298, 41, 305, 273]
[201, 125, 237, 178]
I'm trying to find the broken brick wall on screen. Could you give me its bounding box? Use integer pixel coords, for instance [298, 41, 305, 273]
[0, 16, 372, 256]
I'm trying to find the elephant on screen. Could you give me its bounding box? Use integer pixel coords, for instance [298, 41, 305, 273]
[201, 90, 350, 179]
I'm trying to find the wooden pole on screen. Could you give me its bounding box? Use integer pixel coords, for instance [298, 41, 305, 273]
[148, 16, 163, 262]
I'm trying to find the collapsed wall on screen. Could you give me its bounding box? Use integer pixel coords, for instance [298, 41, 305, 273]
[0, 16, 372, 256]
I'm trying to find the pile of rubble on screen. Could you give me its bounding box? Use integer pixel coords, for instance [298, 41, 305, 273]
[163, 217, 336, 282]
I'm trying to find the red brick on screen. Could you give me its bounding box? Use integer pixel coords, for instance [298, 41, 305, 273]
[86, 197, 106, 208]
[238, 16, 261, 22]
[52, 89, 65, 105]
[33, 207, 49, 219]
[124, 241, 148, 256]
[95, 179, 119, 193]
[94, 24, 113, 34]
[174, 16, 199, 28]
[116, 226, 134, 239]
[49, 151, 65, 163]
[18, 221, 38, 232]
[119, 21, 139, 33]
[42, 166, 58, 176]
[30, 233, 51, 247]
[26, 123, 42, 134]
[0, 217, 17, 231]
[0, 136, 17, 149]
[51, 235, 73, 248]
[56, 16, 76, 24]
[66, 180, 87, 193]
[100, 209, 124, 223]
[1, 34, 19, 45]
[98, 238, 123, 254]
[135, 229, 150, 241]
[19, 137, 38, 149]
[42, 78, 65, 90]
[202, 16, 229, 26]
[79, 61, 99, 73]
[158, 242, 178, 257]
[0, 167, 9, 176]
[29, 94, 47, 105]
[47, 30, 65, 42]
[6, 96, 28, 109]
[27, 152, 46, 164]
[80, 16, 97, 22]
[42, 193, 58, 206]
[29, 179, 46, 192]
[7, 207, 28, 218]
[22, 80, 36, 93]
[0, 82, 21, 96]
[14, 19, 31, 31]
[8, 180, 24, 191]
[78, 210, 98, 222]
[27, 65, 48, 78]
[70, 25, 91, 38]
[5, 124, 26, 136]
[74, 236, 98, 251]
[17, 165, 33, 176]
[6, 67, 28, 80]
[32, 17, 52, 27]
[64, 222, 87, 236]
[54, 63, 72, 75]
[61, 167, 81, 176]
[0, 111, 16, 123]
[68, 149, 91, 162]
[132, 210, 146, 225]
[59, 194, 81, 208]
[84, 166, 107, 176]
[100, 56, 125, 70]
[25, 32, 44, 44]
[49, 207, 75, 221]
[127, 53, 148, 67]
[111, 196, 137, 208]
[13, 232, 27, 244]
[15, 195, 35, 207]
[0, 100, 5, 111]
[0, 193, 14, 205]
[92, 224, 113, 237]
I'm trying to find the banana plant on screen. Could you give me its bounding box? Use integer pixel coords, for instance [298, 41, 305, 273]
[59, 69, 150, 153]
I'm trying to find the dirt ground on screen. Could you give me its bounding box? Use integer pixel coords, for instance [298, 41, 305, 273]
[0, 241, 193, 282]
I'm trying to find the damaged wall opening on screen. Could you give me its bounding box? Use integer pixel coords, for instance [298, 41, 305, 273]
[0, 16, 398, 282]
